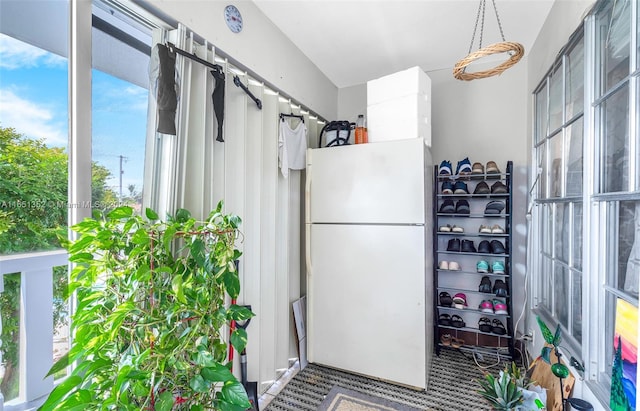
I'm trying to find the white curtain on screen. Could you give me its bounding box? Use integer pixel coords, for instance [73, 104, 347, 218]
[144, 23, 323, 392]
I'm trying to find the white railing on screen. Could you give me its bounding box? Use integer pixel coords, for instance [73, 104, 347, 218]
[0, 250, 69, 411]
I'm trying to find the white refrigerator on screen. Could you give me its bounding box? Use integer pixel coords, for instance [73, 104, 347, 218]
[305, 138, 433, 390]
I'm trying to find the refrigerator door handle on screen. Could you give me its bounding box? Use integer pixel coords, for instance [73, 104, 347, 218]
[305, 224, 312, 276]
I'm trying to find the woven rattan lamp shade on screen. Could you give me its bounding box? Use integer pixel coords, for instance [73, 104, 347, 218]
[453, 0, 524, 81]
[453, 41, 524, 81]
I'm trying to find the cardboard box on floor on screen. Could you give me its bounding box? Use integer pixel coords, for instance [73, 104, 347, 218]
[528, 345, 575, 411]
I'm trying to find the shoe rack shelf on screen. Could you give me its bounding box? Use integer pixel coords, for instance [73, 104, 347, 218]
[433, 161, 514, 359]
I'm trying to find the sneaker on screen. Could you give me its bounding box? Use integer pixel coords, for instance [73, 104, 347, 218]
[484, 200, 505, 214]
[452, 293, 468, 309]
[439, 224, 452, 232]
[491, 240, 506, 254]
[486, 161, 501, 174]
[455, 200, 470, 214]
[478, 276, 492, 293]
[439, 199, 455, 213]
[476, 260, 490, 273]
[438, 261, 449, 270]
[479, 224, 492, 234]
[471, 162, 484, 174]
[479, 300, 494, 313]
[447, 238, 461, 252]
[439, 160, 452, 175]
[478, 240, 492, 254]
[448, 261, 461, 271]
[455, 157, 472, 175]
[473, 181, 490, 194]
[451, 225, 464, 233]
[442, 181, 454, 194]
[461, 239, 477, 253]
[493, 299, 508, 315]
[491, 181, 508, 194]
[492, 261, 505, 274]
[493, 279, 508, 297]
[453, 181, 469, 194]
[491, 224, 505, 234]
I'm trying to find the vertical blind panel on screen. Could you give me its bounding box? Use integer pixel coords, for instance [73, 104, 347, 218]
[243, 80, 265, 383]
[259, 91, 280, 391]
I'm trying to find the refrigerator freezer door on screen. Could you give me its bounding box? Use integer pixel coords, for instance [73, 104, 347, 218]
[307, 138, 426, 225]
[307, 223, 427, 389]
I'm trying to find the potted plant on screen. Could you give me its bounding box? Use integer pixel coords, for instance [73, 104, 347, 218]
[40, 202, 254, 411]
[477, 362, 524, 410]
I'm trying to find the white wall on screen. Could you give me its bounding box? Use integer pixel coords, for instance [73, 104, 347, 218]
[337, 83, 367, 123]
[148, 0, 338, 120]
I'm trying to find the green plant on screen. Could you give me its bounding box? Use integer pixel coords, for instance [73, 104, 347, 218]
[39, 202, 254, 411]
[477, 365, 524, 411]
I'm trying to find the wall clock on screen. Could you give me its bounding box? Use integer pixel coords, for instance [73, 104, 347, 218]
[224, 5, 243, 33]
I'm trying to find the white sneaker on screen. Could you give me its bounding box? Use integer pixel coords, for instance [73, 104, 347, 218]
[448, 261, 461, 271]
[479, 225, 492, 234]
[491, 224, 505, 234]
[439, 224, 452, 232]
[452, 225, 464, 233]
[438, 261, 449, 270]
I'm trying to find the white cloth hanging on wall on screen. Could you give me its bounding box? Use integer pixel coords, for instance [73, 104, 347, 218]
[278, 119, 307, 178]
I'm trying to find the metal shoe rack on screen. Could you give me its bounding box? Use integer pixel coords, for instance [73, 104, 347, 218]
[433, 161, 514, 360]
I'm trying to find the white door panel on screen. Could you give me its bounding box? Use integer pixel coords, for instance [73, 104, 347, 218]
[307, 138, 426, 224]
[307, 224, 427, 389]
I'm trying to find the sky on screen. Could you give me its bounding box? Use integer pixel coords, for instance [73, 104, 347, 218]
[0, 33, 148, 199]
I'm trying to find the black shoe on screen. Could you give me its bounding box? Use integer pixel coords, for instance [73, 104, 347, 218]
[455, 200, 470, 215]
[461, 240, 477, 253]
[478, 317, 492, 333]
[493, 279, 508, 297]
[439, 292, 453, 307]
[438, 313, 452, 326]
[447, 238, 461, 252]
[491, 319, 506, 335]
[439, 199, 455, 213]
[491, 181, 508, 194]
[442, 181, 454, 194]
[478, 240, 492, 254]
[453, 181, 469, 194]
[473, 181, 490, 194]
[479, 276, 492, 293]
[484, 200, 505, 214]
[491, 240, 506, 254]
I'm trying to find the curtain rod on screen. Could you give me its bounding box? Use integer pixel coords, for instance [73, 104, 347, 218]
[133, 0, 327, 123]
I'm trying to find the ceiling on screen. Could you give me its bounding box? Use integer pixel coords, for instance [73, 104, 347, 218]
[253, 0, 555, 88]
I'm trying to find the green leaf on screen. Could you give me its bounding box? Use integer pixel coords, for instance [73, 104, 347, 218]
[223, 270, 240, 299]
[221, 380, 251, 408]
[551, 363, 569, 379]
[72, 219, 101, 233]
[145, 207, 159, 221]
[131, 228, 149, 245]
[195, 350, 217, 367]
[38, 375, 82, 411]
[172, 274, 186, 304]
[155, 390, 174, 411]
[190, 238, 206, 268]
[68, 235, 95, 253]
[46, 351, 70, 378]
[163, 225, 177, 252]
[201, 363, 235, 383]
[68, 252, 93, 263]
[107, 206, 133, 219]
[190, 405, 205, 411]
[227, 305, 255, 322]
[536, 316, 555, 345]
[175, 208, 191, 223]
[230, 328, 248, 354]
[190, 374, 210, 392]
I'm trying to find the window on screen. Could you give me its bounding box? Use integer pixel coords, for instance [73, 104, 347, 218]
[533, 0, 639, 402]
[533, 32, 585, 350]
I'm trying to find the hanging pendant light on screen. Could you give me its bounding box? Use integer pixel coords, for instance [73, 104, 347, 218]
[453, 0, 524, 81]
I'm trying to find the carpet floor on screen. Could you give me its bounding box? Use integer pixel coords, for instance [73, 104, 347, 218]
[263, 348, 508, 411]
